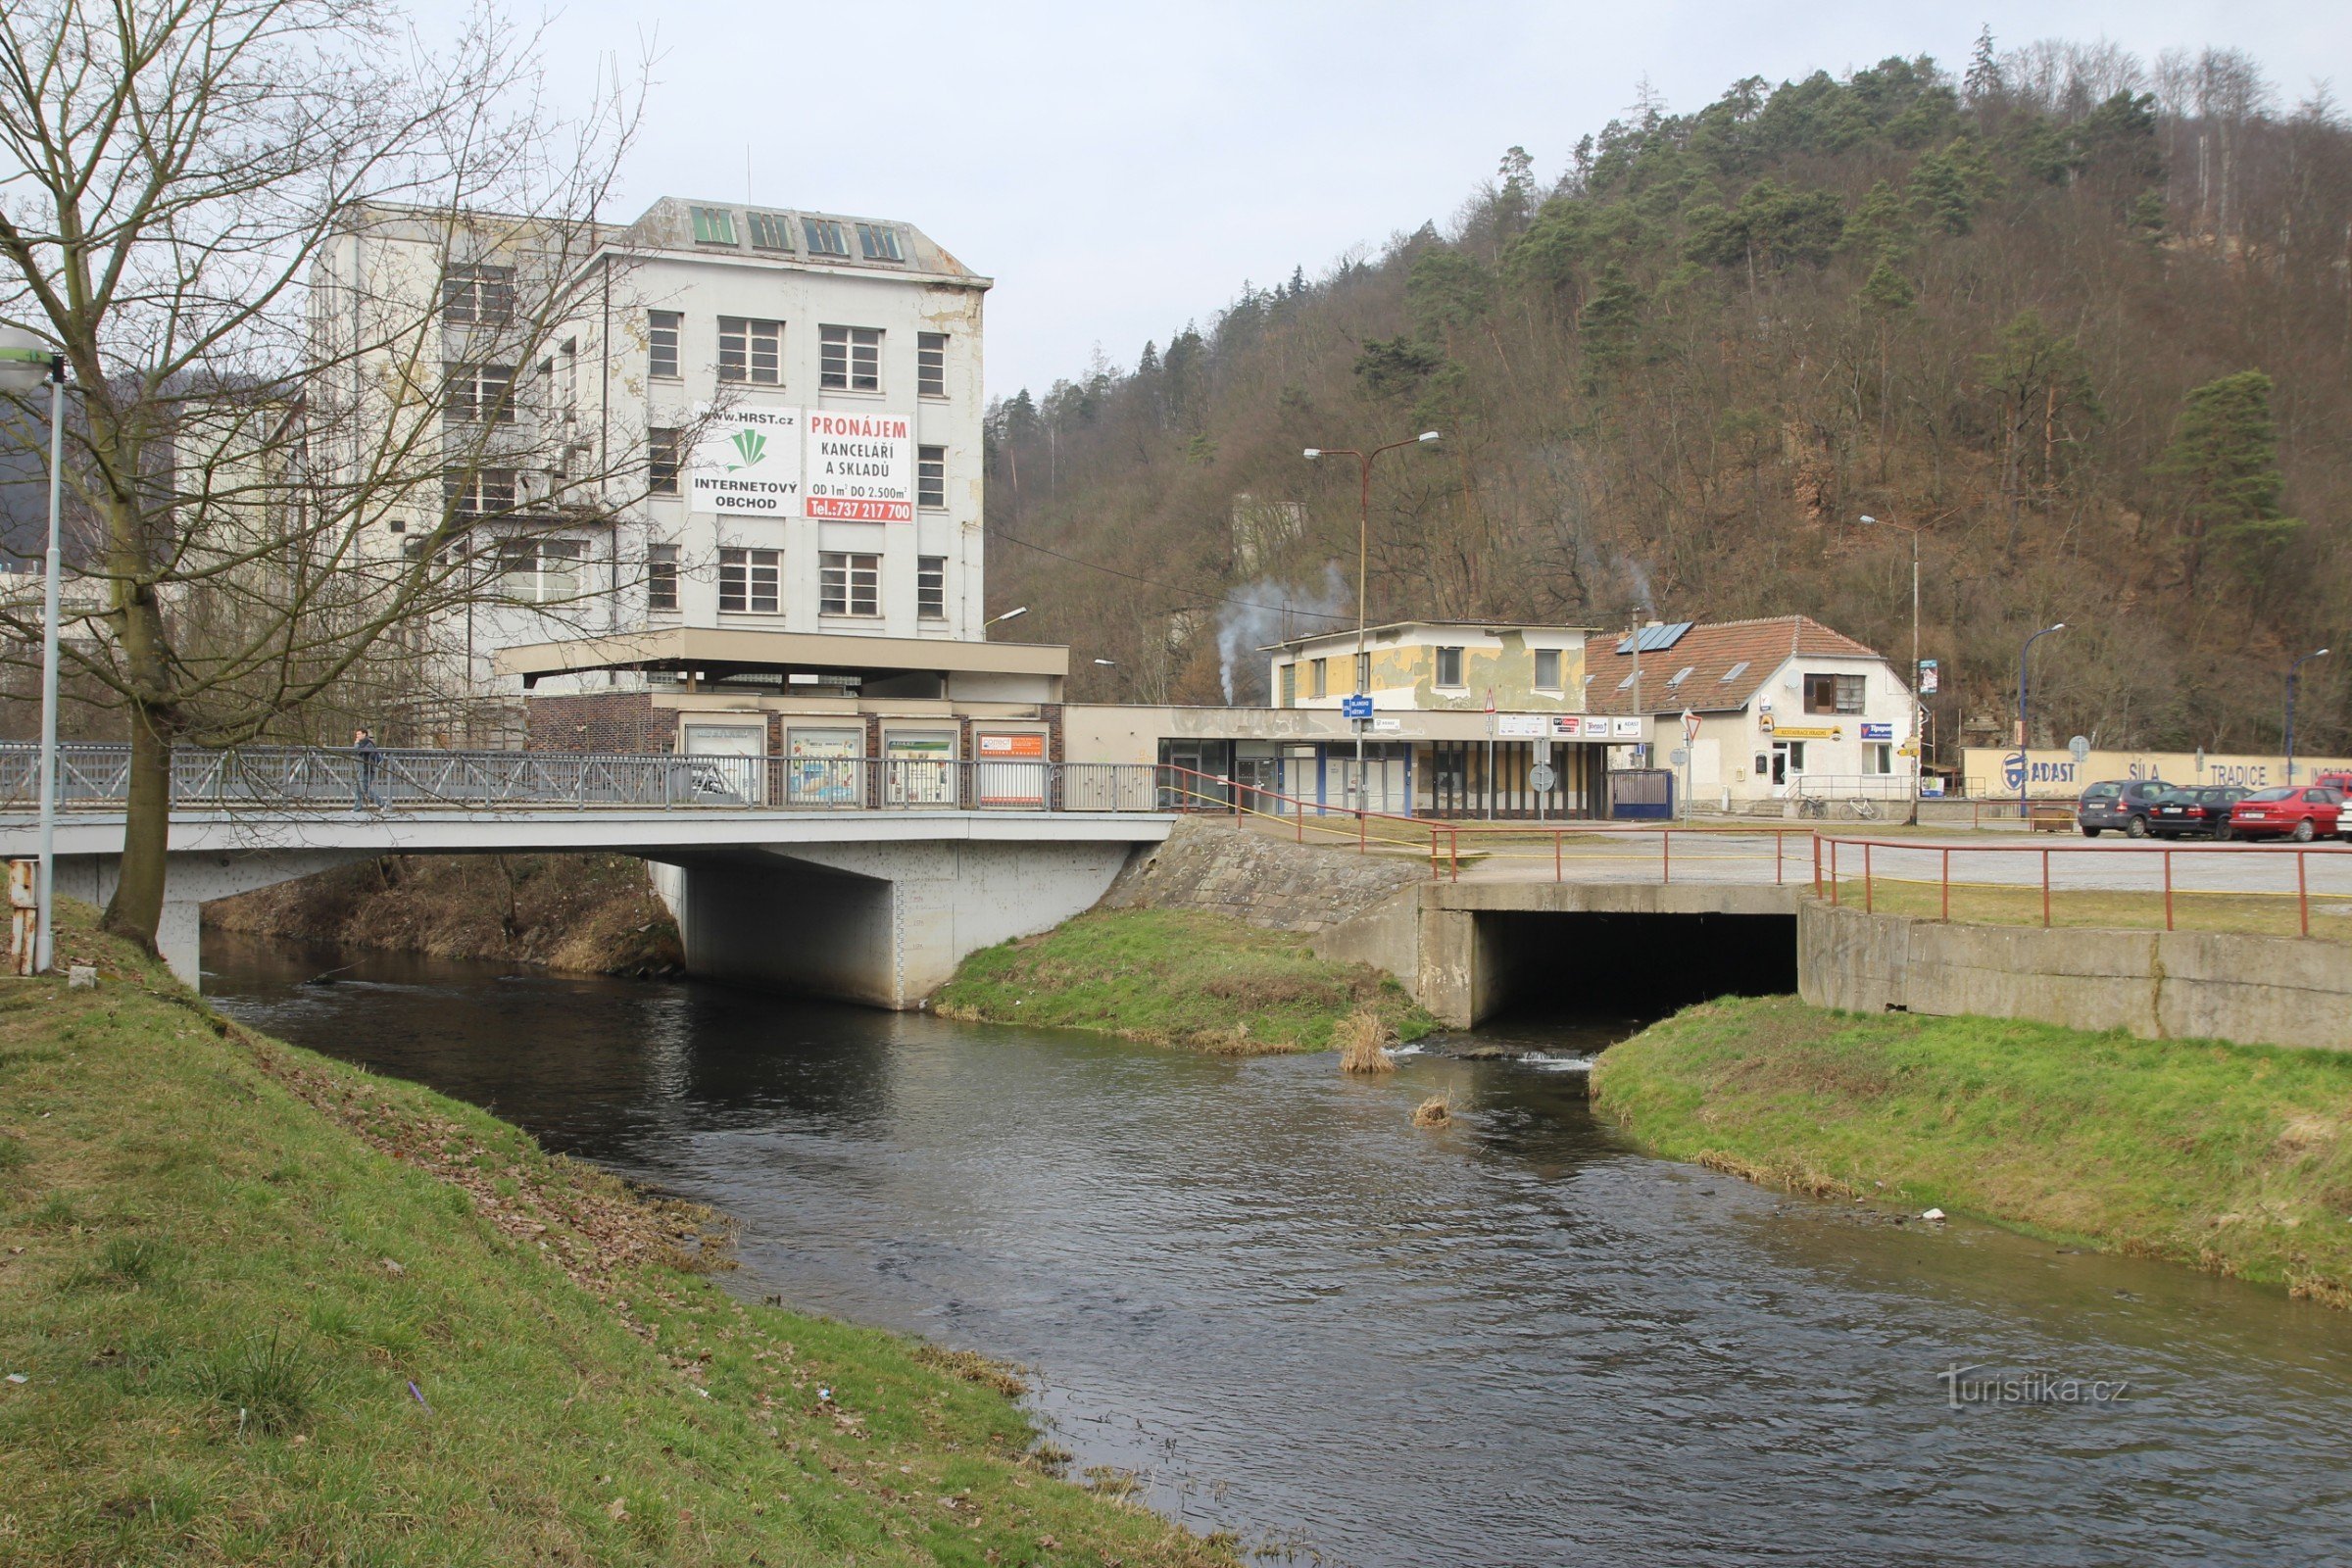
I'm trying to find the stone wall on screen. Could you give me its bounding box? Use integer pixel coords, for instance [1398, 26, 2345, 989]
[1100, 816, 1426, 932]
[1800, 898, 2352, 1052]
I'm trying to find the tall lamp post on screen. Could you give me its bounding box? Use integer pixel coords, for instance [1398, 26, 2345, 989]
[2285, 647, 2329, 784]
[1303, 431, 1441, 806]
[0, 327, 67, 973]
[1859, 514, 1921, 823]
[2017, 621, 2067, 816]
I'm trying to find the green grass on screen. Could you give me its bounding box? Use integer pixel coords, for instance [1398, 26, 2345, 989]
[933, 909, 1435, 1053]
[1824, 877, 2352, 941]
[0, 903, 1229, 1566]
[1592, 996, 2352, 1305]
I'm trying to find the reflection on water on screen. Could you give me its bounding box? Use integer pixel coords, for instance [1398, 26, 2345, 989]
[205, 932, 2352, 1567]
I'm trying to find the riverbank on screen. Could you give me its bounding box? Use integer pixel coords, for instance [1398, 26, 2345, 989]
[0, 906, 1225, 1566]
[204, 853, 681, 975]
[933, 909, 1435, 1054]
[1592, 996, 2352, 1306]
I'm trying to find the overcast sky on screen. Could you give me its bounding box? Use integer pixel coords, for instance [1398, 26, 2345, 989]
[390, 2, 2352, 401]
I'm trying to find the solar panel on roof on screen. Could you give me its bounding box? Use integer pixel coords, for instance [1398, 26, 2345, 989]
[1614, 620, 1693, 655]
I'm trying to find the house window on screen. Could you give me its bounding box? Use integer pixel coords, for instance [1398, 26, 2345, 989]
[1534, 648, 1561, 690]
[499, 538, 584, 604]
[1869, 744, 1894, 775]
[1804, 672, 1867, 715]
[648, 544, 678, 612]
[1310, 658, 1327, 699]
[917, 332, 948, 397]
[917, 556, 947, 619]
[648, 428, 681, 496]
[917, 445, 946, 509]
[648, 311, 681, 378]
[802, 218, 851, 257]
[1356, 652, 1370, 693]
[1279, 662, 1297, 707]
[718, 317, 782, 384]
[718, 547, 779, 613]
[690, 206, 737, 245]
[443, 363, 514, 422]
[442, 264, 514, 326]
[746, 211, 793, 250]
[1436, 646, 1464, 688]
[443, 466, 516, 517]
[856, 222, 905, 262]
[819, 325, 882, 391]
[820, 551, 880, 615]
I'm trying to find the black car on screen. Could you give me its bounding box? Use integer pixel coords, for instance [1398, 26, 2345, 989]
[2148, 785, 2250, 840]
[2077, 779, 2172, 838]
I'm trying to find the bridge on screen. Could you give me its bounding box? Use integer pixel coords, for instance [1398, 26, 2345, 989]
[0, 745, 1174, 1004]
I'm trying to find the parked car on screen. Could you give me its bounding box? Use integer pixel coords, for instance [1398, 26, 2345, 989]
[2227, 785, 2345, 842]
[2077, 779, 2173, 837]
[2148, 785, 2251, 840]
[2310, 769, 2352, 795]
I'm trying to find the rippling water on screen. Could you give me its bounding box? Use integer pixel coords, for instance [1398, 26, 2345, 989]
[204, 932, 2352, 1567]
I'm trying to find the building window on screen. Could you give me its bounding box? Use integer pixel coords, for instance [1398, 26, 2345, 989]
[443, 264, 514, 326]
[1534, 647, 1561, 691]
[1436, 646, 1464, 688]
[1804, 672, 1867, 715]
[499, 538, 584, 604]
[820, 551, 880, 616]
[856, 222, 905, 262]
[718, 547, 779, 613]
[1309, 658, 1327, 699]
[1869, 743, 1894, 775]
[648, 311, 681, 379]
[1356, 652, 1370, 693]
[746, 211, 793, 250]
[1279, 662, 1297, 707]
[648, 427, 681, 496]
[718, 317, 782, 384]
[917, 445, 946, 509]
[690, 206, 737, 245]
[443, 466, 516, 518]
[803, 218, 851, 257]
[917, 555, 947, 619]
[443, 363, 514, 422]
[917, 332, 948, 397]
[819, 324, 882, 391]
[648, 544, 679, 612]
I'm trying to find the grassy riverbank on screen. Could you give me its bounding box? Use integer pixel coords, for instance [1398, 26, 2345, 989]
[0, 906, 1225, 1566]
[933, 909, 1434, 1054]
[1592, 997, 2352, 1306]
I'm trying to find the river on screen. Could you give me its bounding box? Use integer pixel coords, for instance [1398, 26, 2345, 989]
[202, 931, 2352, 1567]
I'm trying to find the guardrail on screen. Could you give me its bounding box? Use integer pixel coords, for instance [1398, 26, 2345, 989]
[0, 744, 1166, 814]
[1813, 833, 2352, 941]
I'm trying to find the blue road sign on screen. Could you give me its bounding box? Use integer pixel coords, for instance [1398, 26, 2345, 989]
[1342, 694, 1374, 720]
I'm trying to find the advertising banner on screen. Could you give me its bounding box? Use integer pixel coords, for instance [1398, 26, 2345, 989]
[1494, 713, 1547, 738]
[690, 406, 804, 515]
[1962, 746, 2352, 799]
[805, 411, 912, 521]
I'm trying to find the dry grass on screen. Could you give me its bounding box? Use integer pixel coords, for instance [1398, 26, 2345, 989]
[1335, 1008, 1396, 1074]
[1410, 1093, 1452, 1128]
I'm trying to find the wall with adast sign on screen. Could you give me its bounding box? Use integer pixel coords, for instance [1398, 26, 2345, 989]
[1961, 747, 2352, 798]
[691, 403, 912, 521]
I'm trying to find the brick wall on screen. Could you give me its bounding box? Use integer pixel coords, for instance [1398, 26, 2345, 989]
[524, 692, 676, 753]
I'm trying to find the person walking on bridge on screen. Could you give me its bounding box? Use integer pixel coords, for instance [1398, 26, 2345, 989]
[352, 727, 387, 811]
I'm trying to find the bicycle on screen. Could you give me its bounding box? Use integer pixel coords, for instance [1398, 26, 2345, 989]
[1849, 796, 1880, 821]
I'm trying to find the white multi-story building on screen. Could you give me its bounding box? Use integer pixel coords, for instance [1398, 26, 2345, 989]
[308, 195, 1000, 736]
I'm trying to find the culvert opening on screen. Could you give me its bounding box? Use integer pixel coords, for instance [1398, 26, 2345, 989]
[1472, 910, 1798, 1030]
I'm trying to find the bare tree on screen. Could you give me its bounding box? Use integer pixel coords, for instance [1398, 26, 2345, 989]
[0, 0, 651, 950]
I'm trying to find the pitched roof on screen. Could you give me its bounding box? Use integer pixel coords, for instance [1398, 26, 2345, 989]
[1583, 615, 1885, 715]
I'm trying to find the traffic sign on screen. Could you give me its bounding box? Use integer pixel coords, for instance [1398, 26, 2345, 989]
[1529, 762, 1556, 793]
[1341, 694, 1374, 720]
[1680, 708, 1700, 743]
[2068, 734, 2090, 764]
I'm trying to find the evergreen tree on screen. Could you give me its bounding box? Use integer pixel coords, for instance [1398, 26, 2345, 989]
[2157, 370, 2299, 591]
[1963, 25, 2002, 107]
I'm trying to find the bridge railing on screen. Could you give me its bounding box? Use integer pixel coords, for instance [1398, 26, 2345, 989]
[0, 744, 1167, 814]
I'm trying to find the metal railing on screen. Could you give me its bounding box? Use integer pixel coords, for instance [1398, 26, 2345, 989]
[0, 744, 1167, 815]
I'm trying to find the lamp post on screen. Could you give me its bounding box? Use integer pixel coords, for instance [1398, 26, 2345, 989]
[1860, 514, 1922, 823]
[1303, 431, 1440, 807]
[0, 327, 67, 973]
[2286, 648, 2329, 784]
[2017, 621, 2067, 815]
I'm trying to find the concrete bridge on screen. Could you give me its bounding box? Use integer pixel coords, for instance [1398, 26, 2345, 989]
[0, 745, 1174, 1004]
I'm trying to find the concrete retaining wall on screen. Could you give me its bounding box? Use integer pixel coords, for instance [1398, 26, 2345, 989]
[1799, 899, 2352, 1052]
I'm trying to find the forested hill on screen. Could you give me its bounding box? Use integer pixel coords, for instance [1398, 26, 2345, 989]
[982, 39, 2350, 758]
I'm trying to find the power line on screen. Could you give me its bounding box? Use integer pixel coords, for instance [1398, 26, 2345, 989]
[984, 523, 1353, 622]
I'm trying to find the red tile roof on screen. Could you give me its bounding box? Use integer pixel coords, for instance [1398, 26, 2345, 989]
[1584, 615, 1885, 715]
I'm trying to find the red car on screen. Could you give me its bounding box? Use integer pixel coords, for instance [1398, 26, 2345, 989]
[2228, 785, 2344, 842]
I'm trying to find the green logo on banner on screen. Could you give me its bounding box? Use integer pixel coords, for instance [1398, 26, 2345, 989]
[728, 427, 766, 469]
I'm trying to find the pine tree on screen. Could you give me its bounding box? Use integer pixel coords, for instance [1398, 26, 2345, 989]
[1964, 25, 2002, 107]
[2157, 370, 2298, 591]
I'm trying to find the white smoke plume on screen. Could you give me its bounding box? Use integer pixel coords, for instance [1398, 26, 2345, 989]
[1215, 564, 1350, 704]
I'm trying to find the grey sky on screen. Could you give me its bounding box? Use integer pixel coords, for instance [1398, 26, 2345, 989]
[375, 2, 2352, 402]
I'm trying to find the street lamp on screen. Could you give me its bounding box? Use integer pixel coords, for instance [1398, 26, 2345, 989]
[2017, 621, 2067, 815]
[0, 326, 66, 974]
[1860, 514, 1922, 823]
[2286, 647, 2330, 784]
[981, 605, 1029, 631]
[1303, 430, 1441, 808]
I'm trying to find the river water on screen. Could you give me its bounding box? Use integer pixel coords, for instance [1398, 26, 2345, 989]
[203, 932, 2352, 1567]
